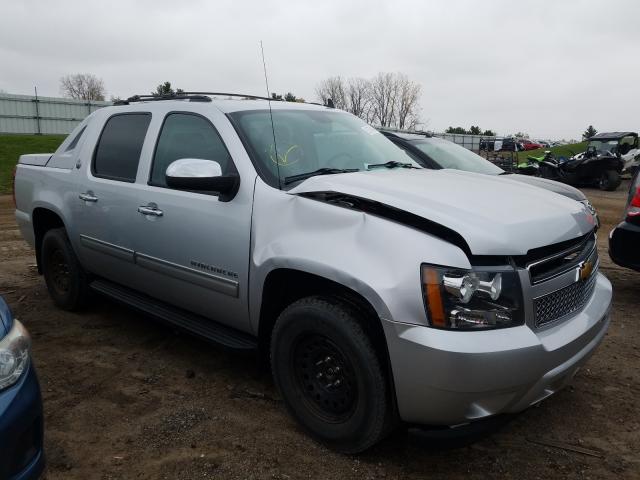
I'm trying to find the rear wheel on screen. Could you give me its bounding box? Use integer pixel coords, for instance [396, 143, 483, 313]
[42, 228, 88, 310]
[598, 170, 621, 191]
[270, 296, 393, 453]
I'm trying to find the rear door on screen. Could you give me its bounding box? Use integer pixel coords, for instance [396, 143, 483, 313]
[130, 110, 254, 332]
[73, 112, 152, 290]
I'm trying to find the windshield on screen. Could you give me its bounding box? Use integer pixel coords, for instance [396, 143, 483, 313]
[588, 139, 620, 154]
[229, 109, 419, 187]
[412, 139, 504, 175]
[589, 136, 637, 155]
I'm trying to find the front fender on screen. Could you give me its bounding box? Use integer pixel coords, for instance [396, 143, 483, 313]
[249, 257, 392, 332]
[248, 179, 471, 332]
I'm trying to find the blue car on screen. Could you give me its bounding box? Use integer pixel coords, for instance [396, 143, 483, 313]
[0, 296, 44, 479]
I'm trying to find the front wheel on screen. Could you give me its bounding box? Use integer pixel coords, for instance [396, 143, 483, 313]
[270, 296, 393, 453]
[599, 170, 621, 191]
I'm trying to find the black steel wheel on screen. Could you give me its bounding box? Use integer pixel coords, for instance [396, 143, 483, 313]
[292, 334, 357, 423]
[46, 247, 71, 297]
[42, 228, 88, 310]
[271, 296, 394, 453]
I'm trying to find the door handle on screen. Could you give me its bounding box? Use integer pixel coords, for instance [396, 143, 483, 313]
[79, 192, 98, 202]
[138, 205, 163, 217]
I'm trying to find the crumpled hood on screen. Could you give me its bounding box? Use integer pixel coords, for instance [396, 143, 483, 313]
[502, 174, 586, 201]
[288, 169, 595, 256]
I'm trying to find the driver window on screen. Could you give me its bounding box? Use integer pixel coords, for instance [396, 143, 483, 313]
[150, 113, 233, 187]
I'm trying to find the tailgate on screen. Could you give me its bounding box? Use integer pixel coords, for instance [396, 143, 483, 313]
[19, 153, 53, 166]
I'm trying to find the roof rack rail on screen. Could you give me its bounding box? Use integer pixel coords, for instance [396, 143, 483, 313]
[114, 91, 276, 105]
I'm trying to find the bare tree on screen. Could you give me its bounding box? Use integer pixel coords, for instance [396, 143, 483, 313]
[369, 72, 399, 127]
[395, 73, 421, 130]
[315, 72, 422, 129]
[346, 77, 370, 120]
[315, 76, 347, 109]
[60, 73, 105, 101]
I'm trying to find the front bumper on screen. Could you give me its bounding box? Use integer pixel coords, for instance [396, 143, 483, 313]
[609, 221, 640, 271]
[383, 272, 612, 426]
[0, 363, 45, 480]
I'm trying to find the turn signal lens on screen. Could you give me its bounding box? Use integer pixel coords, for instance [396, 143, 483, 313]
[424, 268, 446, 327]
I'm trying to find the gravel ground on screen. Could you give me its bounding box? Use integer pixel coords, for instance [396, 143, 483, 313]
[0, 184, 638, 480]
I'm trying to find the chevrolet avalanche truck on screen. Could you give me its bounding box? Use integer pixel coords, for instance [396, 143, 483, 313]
[13, 93, 612, 453]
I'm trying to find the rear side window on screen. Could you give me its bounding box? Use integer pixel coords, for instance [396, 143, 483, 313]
[93, 113, 151, 182]
[150, 113, 233, 187]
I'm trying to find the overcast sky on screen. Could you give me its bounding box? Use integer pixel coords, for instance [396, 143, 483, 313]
[1, 0, 638, 140]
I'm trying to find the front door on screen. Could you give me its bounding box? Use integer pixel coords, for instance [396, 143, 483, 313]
[131, 112, 253, 332]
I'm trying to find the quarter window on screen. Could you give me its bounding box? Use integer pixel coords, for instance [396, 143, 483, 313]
[93, 113, 151, 182]
[150, 113, 233, 187]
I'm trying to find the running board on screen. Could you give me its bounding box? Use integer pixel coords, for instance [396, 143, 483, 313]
[90, 279, 257, 351]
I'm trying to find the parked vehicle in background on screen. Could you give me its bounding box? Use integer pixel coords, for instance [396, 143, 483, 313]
[520, 139, 544, 151]
[609, 170, 640, 271]
[381, 130, 599, 226]
[621, 147, 640, 175]
[588, 131, 638, 157]
[0, 295, 44, 480]
[532, 132, 634, 191]
[479, 137, 522, 152]
[14, 93, 610, 453]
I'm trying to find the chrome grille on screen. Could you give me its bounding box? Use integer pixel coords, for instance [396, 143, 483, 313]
[534, 269, 598, 327]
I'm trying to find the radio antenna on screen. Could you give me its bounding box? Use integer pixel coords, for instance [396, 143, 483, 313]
[260, 41, 282, 189]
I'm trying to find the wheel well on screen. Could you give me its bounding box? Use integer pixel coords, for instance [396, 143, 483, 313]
[32, 208, 65, 273]
[258, 269, 390, 371]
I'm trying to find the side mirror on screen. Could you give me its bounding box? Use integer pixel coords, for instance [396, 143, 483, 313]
[165, 158, 239, 201]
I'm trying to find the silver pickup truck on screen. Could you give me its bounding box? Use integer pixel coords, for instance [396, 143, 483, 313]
[13, 94, 611, 453]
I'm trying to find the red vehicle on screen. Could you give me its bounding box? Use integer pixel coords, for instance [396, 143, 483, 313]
[520, 139, 544, 150]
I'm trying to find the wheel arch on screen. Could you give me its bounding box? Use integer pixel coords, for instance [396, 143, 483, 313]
[257, 268, 394, 385]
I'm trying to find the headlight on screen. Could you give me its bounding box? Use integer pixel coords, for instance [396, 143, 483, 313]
[421, 264, 524, 330]
[0, 320, 31, 390]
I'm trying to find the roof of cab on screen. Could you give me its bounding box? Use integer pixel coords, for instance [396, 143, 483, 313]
[589, 131, 638, 140]
[208, 98, 334, 113]
[110, 93, 336, 114]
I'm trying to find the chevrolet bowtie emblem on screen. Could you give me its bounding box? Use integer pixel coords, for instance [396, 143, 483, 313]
[578, 260, 594, 282]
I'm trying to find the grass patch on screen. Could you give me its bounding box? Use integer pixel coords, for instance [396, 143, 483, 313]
[515, 142, 587, 162]
[0, 134, 66, 194]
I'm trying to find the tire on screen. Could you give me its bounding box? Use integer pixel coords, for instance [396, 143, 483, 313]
[41, 228, 89, 310]
[539, 165, 555, 179]
[598, 170, 621, 191]
[270, 296, 393, 453]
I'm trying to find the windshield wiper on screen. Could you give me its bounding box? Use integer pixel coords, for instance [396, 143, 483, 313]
[283, 168, 359, 185]
[366, 161, 418, 170]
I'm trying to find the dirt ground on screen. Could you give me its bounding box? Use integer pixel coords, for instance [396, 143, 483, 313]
[0, 184, 638, 480]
